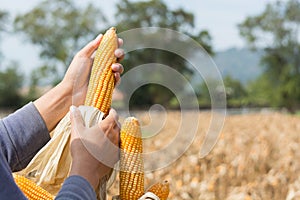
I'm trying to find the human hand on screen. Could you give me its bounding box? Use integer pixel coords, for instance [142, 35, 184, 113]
[62, 34, 124, 106]
[69, 106, 120, 190]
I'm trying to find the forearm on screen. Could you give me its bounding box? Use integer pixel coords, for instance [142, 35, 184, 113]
[34, 82, 72, 132]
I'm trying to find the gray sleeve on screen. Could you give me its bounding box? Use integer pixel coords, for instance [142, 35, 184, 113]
[0, 102, 50, 172]
[55, 175, 97, 200]
[0, 148, 28, 199]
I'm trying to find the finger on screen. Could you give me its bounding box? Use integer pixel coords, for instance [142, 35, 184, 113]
[91, 50, 97, 59]
[97, 108, 118, 130]
[70, 106, 85, 134]
[109, 108, 119, 121]
[114, 73, 121, 86]
[118, 38, 123, 47]
[104, 108, 119, 124]
[114, 49, 125, 61]
[77, 34, 103, 58]
[114, 125, 121, 150]
[114, 121, 121, 130]
[111, 63, 124, 74]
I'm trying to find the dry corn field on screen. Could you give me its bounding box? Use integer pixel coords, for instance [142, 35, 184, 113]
[108, 111, 300, 200]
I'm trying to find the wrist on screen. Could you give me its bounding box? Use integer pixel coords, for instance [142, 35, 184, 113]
[34, 83, 72, 131]
[59, 78, 73, 97]
[60, 76, 88, 107]
[69, 161, 101, 190]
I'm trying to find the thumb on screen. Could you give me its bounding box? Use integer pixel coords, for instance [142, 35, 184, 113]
[77, 34, 103, 58]
[70, 106, 85, 135]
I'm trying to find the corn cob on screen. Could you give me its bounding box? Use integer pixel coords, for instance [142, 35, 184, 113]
[146, 181, 170, 200]
[13, 174, 54, 200]
[120, 117, 144, 200]
[84, 27, 118, 115]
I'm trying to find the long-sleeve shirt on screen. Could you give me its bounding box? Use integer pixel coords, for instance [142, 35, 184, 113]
[0, 102, 96, 199]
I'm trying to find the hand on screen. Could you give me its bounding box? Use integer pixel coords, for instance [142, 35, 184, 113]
[69, 106, 120, 189]
[34, 34, 123, 132]
[62, 34, 124, 106]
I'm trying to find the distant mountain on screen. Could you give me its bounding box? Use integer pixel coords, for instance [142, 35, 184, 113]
[213, 47, 264, 84]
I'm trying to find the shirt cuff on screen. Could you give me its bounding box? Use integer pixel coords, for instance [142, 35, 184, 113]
[55, 175, 97, 200]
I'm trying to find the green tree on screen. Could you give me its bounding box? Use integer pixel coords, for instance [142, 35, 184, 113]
[246, 74, 279, 107]
[114, 0, 213, 109]
[197, 79, 212, 108]
[0, 64, 23, 108]
[23, 66, 54, 103]
[14, 0, 106, 84]
[197, 76, 246, 108]
[239, 0, 300, 112]
[223, 76, 247, 107]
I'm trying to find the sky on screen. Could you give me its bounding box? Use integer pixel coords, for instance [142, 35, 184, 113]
[0, 0, 281, 75]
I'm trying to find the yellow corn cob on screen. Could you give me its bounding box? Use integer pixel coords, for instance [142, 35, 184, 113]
[120, 117, 144, 200]
[147, 180, 170, 200]
[13, 174, 54, 200]
[84, 27, 118, 115]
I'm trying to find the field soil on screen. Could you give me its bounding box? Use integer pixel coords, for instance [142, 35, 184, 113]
[2, 109, 300, 199]
[108, 111, 300, 200]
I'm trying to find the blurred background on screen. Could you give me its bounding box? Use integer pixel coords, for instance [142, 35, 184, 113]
[2, 0, 298, 112]
[1, 0, 300, 199]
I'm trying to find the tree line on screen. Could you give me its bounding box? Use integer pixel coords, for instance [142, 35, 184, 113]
[0, 0, 299, 112]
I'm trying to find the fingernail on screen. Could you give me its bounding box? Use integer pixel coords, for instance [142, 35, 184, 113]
[111, 63, 118, 70]
[114, 49, 123, 57]
[93, 34, 103, 46]
[95, 34, 103, 41]
[118, 38, 124, 46]
[70, 105, 76, 113]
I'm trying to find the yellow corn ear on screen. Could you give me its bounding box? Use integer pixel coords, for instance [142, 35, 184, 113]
[84, 27, 118, 115]
[119, 117, 144, 200]
[13, 174, 54, 200]
[147, 180, 170, 200]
